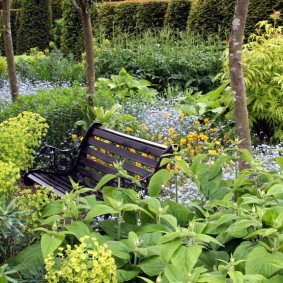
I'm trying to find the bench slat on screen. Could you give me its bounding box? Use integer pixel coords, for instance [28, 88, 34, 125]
[91, 127, 166, 157]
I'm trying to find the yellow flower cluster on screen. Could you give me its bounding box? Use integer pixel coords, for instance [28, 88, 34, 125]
[16, 187, 56, 233]
[45, 236, 117, 283]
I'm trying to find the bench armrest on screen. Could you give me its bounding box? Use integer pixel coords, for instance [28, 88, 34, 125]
[33, 144, 80, 173]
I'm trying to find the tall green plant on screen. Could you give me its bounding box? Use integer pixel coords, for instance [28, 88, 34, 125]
[221, 20, 283, 142]
[16, 0, 52, 54]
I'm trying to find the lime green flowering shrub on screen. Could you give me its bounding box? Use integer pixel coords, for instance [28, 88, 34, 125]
[0, 111, 49, 172]
[44, 235, 117, 283]
[16, 187, 57, 234]
[0, 161, 20, 196]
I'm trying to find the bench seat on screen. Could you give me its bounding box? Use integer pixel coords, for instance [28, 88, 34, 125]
[23, 123, 174, 198]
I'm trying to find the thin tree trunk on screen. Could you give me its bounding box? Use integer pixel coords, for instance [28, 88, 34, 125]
[229, 0, 252, 170]
[2, 0, 19, 102]
[71, 0, 95, 102]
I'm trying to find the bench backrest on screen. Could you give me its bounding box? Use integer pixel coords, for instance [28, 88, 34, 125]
[73, 123, 173, 188]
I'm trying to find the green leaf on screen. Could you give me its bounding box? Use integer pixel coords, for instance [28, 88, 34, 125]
[172, 245, 202, 273]
[246, 246, 283, 278]
[191, 154, 207, 174]
[139, 257, 165, 276]
[66, 221, 90, 240]
[266, 184, 283, 197]
[263, 275, 283, 283]
[160, 214, 178, 228]
[94, 174, 117, 190]
[228, 270, 244, 283]
[209, 155, 232, 180]
[106, 241, 131, 259]
[117, 269, 140, 282]
[41, 233, 65, 258]
[85, 204, 117, 220]
[160, 240, 183, 264]
[164, 264, 187, 282]
[148, 169, 173, 197]
[165, 199, 195, 226]
[244, 228, 277, 239]
[275, 156, 283, 172]
[41, 201, 63, 217]
[40, 215, 64, 225]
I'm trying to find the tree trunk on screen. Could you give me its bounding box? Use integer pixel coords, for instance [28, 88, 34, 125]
[71, 0, 95, 102]
[229, 0, 252, 170]
[2, 0, 19, 102]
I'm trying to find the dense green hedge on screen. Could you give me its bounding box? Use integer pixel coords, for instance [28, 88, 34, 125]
[164, 0, 191, 30]
[188, 0, 283, 37]
[0, 9, 21, 56]
[135, 1, 168, 30]
[60, 0, 84, 60]
[16, 0, 52, 54]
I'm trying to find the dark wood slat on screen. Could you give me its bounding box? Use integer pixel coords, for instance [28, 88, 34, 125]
[76, 165, 104, 183]
[122, 161, 153, 178]
[78, 157, 117, 175]
[90, 127, 167, 157]
[29, 172, 73, 194]
[86, 138, 159, 168]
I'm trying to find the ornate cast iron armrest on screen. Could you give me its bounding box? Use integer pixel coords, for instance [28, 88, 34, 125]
[33, 144, 80, 173]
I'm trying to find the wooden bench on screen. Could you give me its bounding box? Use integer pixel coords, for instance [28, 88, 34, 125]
[23, 123, 174, 199]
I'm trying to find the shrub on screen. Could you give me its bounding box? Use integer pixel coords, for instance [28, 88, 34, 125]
[135, 1, 168, 31]
[16, 0, 52, 54]
[95, 28, 224, 92]
[164, 0, 191, 30]
[0, 87, 84, 146]
[113, 2, 139, 34]
[14, 46, 85, 83]
[44, 236, 117, 283]
[221, 21, 283, 142]
[60, 0, 84, 60]
[0, 112, 49, 173]
[187, 0, 282, 37]
[0, 9, 21, 55]
[0, 56, 7, 77]
[95, 2, 115, 38]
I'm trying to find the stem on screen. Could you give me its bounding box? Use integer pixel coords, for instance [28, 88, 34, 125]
[117, 212, 122, 240]
[175, 174, 178, 203]
[133, 251, 138, 266]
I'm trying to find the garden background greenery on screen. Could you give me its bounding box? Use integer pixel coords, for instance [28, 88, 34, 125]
[1, 0, 283, 282]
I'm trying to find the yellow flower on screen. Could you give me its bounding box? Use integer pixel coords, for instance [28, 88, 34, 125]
[204, 118, 209, 125]
[125, 127, 133, 133]
[164, 112, 169, 118]
[209, 149, 217, 154]
[179, 112, 185, 121]
[179, 138, 186, 147]
[169, 127, 176, 136]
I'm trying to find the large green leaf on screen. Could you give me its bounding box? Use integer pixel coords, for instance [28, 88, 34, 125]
[165, 199, 195, 226]
[85, 204, 117, 220]
[233, 241, 255, 273]
[246, 246, 283, 278]
[228, 270, 244, 283]
[164, 264, 188, 282]
[209, 155, 232, 180]
[172, 245, 202, 273]
[106, 241, 131, 259]
[117, 269, 140, 282]
[263, 275, 283, 283]
[41, 233, 65, 258]
[160, 240, 183, 264]
[66, 221, 90, 240]
[148, 169, 173, 197]
[139, 257, 165, 276]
